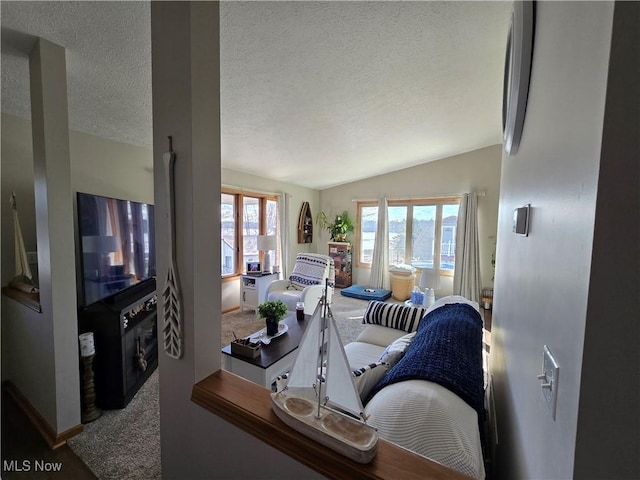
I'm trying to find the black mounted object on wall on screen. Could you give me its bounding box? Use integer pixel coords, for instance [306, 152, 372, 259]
[503, 1, 535, 155]
[513, 204, 531, 236]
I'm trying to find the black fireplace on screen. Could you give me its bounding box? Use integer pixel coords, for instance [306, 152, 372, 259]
[78, 279, 158, 409]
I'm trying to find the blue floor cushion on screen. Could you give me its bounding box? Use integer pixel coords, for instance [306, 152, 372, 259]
[341, 285, 392, 301]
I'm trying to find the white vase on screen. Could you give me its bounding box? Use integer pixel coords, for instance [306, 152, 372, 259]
[423, 288, 435, 308]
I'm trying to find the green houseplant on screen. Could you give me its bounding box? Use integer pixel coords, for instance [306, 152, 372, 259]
[317, 210, 355, 242]
[257, 300, 288, 336]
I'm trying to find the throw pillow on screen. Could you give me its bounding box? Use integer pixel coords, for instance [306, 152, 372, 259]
[362, 300, 427, 333]
[275, 372, 289, 392]
[289, 254, 329, 289]
[378, 332, 416, 367]
[352, 361, 389, 400]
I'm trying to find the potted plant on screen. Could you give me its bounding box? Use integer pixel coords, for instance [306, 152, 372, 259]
[317, 210, 355, 242]
[257, 300, 288, 336]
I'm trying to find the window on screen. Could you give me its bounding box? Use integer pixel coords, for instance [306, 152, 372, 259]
[356, 198, 460, 275]
[221, 189, 278, 277]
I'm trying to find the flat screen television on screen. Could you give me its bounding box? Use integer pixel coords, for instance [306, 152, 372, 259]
[77, 192, 156, 307]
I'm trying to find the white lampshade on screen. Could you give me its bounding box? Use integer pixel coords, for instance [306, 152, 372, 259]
[256, 235, 277, 252]
[257, 235, 276, 273]
[419, 267, 441, 291]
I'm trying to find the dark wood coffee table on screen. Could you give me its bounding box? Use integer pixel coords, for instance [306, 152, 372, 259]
[221, 313, 310, 388]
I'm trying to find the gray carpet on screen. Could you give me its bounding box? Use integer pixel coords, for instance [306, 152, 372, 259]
[67, 367, 161, 480]
[68, 292, 375, 479]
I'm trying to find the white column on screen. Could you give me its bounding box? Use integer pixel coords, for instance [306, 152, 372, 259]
[152, 2, 220, 478]
[152, 3, 319, 478]
[29, 38, 81, 431]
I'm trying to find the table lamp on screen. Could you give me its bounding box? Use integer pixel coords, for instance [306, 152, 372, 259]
[257, 235, 277, 274]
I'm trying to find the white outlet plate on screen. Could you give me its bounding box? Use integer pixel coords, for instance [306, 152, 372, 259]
[541, 345, 559, 420]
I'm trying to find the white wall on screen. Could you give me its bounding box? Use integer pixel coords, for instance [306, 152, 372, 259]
[318, 144, 501, 294]
[492, 2, 639, 479]
[1, 113, 153, 287]
[1, 108, 152, 432]
[1, 38, 82, 435]
[70, 124, 153, 204]
[573, 2, 639, 477]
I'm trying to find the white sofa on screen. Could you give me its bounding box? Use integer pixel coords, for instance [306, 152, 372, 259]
[343, 296, 487, 480]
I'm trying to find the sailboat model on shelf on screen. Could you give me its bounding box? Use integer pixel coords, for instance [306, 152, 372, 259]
[270, 283, 378, 464]
[8, 191, 38, 294]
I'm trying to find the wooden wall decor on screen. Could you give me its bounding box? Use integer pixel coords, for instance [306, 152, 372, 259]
[162, 137, 184, 359]
[298, 202, 313, 244]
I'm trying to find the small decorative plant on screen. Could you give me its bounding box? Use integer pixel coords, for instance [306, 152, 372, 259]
[258, 300, 288, 335]
[317, 210, 355, 242]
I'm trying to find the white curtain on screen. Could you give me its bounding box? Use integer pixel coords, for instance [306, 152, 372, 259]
[369, 196, 389, 289]
[453, 193, 481, 303]
[278, 192, 291, 278]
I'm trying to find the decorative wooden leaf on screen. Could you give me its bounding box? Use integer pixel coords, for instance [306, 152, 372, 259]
[162, 263, 183, 359]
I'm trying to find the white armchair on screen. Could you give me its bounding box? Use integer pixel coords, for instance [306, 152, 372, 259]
[266, 253, 335, 315]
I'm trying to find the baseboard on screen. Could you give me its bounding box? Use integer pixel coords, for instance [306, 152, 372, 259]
[2, 380, 84, 449]
[222, 305, 240, 315]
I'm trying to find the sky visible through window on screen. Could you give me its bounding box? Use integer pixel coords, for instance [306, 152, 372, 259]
[359, 201, 459, 270]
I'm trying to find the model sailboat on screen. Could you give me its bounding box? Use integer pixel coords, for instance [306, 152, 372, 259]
[8, 192, 38, 293]
[270, 287, 378, 464]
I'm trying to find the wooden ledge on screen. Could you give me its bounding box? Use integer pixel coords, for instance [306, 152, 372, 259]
[2, 286, 41, 312]
[192, 370, 472, 480]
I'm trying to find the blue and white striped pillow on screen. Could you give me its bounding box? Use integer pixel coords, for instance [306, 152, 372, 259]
[362, 300, 426, 333]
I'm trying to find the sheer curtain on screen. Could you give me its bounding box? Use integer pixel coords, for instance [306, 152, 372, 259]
[369, 196, 389, 289]
[278, 192, 291, 278]
[453, 193, 481, 303]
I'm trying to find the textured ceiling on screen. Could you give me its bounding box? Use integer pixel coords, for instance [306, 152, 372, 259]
[1, 1, 512, 190]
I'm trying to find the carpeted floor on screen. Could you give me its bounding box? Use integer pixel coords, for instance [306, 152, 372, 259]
[67, 292, 376, 479]
[67, 367, 161, 480]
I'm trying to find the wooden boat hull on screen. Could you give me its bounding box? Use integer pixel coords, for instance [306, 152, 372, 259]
[270, 390, 378, 464]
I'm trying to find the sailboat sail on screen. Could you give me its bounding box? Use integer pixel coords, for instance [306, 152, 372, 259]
[11, 191, 33, 281]
[284, 299, 364, 419]
[8, 191, 38, 293]
[285, 302, 323, 389]
[323, 309, 364, 418]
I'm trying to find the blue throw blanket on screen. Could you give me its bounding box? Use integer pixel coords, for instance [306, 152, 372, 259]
[365, 303, 485, 425]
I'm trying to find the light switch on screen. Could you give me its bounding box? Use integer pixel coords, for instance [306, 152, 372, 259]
[537, 345, 559, 420]
[513, 204, 530, 236]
